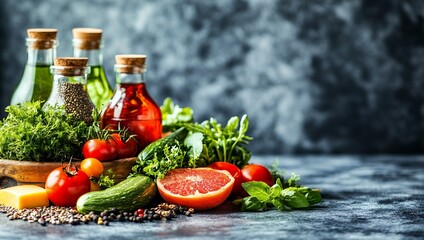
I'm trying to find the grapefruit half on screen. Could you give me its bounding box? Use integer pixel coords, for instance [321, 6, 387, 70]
[156, 168, 235, 211]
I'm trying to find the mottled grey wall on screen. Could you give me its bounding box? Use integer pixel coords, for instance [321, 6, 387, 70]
[1, 0, 423, 154]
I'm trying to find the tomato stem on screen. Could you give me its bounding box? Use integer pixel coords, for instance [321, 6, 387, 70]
[63, 156, 78, 177]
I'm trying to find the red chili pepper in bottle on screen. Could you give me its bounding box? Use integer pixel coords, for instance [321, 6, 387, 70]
[100, 55, 162, 152]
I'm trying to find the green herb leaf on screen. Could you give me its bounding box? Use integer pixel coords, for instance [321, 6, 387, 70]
[287, 173, 301, 187]
[184, 132, 204, 161]
[276, 178, 283, 188]
[306, 189, 322, 205]
[241, 196, 268, 212]
[270, 182, 283, 198]
[97, 169, 116, 189]
[239, 114, 249, 138]
[282, 189, 310, 209]
[161, 97, 194, 132]
[225, 116, 239, 133]
[271, 198, 287, 211]
[242, 181, 271, 201]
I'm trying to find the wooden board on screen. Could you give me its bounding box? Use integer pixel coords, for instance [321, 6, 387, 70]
[0, 158, 137, 189]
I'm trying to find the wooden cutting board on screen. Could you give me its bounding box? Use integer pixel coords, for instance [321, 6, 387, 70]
[0, 158, 136, 189]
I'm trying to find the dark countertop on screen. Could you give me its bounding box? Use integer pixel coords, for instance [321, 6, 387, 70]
[1, 156, 423, 240]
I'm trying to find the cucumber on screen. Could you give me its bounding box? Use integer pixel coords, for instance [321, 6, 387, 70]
[138, 127, 188, 162]
[76, 174, 156, 214]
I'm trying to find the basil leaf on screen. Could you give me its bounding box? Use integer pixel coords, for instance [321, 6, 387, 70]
[270, 183, 282, 198]
[306, 190, 322, 205]
[271, 198, 287, 211]
[242, 181, 271, 201]
[241, 197, 267, 212]
[282, 189, 310, 209]
[276, 178, 283, 188]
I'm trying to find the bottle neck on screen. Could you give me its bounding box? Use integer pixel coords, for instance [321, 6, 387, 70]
[27, 47, 56, 66]
[53, 75, 88, 85]
[50, 66, 91, 84]
[115, 72, 146, 84]
[73, 48, 102, 66]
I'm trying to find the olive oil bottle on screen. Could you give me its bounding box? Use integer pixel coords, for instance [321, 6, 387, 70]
[11, 28, 57, 105]
[73, 28, 112, 110]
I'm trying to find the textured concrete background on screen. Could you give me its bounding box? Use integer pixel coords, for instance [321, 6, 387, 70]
[0, 0, 423, 154]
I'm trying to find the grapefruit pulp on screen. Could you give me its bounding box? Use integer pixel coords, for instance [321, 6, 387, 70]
[156, 168, 235, 210]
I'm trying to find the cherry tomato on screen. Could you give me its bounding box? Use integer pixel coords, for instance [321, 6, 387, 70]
[109, 133, 138, 159]
[82, 139, 117, 161]
[90, 181, 101, 192]
[241, 164, 274, 187]
[45, 165, 91, 207]
[80, 158, 104, 178]
[209, 162, 243, 196]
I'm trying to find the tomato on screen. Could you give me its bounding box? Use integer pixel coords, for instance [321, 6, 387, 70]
[82, 139, 117, 161]
[241, 164, 274, 187]
[80, 158, 104, 178]
[209, 162, 243, 196]
[109, 133, 138, 159]
[45, 165, 91, 207]
[90, 181, 101, 192]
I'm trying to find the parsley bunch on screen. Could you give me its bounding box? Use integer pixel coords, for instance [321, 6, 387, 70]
[0, 101, 90, 162]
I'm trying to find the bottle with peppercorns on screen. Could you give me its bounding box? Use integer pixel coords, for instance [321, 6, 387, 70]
[44, 57, 95, 124]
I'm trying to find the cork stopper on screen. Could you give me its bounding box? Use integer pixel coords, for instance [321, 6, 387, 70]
[115, 55, 147, 73]
[54, 57, 88, 67]
[27, 28, 58, 49]
[52, 57, 89, 76]
[73, 28, 103, 50]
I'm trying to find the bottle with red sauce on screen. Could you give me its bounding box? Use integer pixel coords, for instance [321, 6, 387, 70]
[100, 55, 162, 152]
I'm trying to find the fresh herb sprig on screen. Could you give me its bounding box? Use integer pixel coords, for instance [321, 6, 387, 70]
[161, 97, 194, 133]
[138, 142, 188, 179]
[237, 179, 322, 212]
[0, 101, 90, 162]
[131, 131, 204, 179]
[97, 169, 116, 189]
[269, 160, 302, 188]
[153, 98, 252, 173]
[182, 114, 252, 168]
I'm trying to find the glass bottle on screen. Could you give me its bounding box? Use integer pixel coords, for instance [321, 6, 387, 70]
[11, 28, 57, 105]
[44, 57, 94, 124]
[72, 28, 112, 110]
[101, 55, 162, 151]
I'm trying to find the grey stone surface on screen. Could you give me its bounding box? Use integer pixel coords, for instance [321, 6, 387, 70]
[0, 1, 423, 154]
[0, 156, 423, 240]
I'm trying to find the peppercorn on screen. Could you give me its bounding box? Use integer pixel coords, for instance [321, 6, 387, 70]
[0, 203, 195, 226]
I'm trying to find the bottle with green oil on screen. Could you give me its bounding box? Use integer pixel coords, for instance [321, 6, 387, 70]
[73, 28, 112, 110]
[11, 28, 57, 105]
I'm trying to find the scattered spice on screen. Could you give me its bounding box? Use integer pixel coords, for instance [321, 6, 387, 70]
[0, 202, 194, 226]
